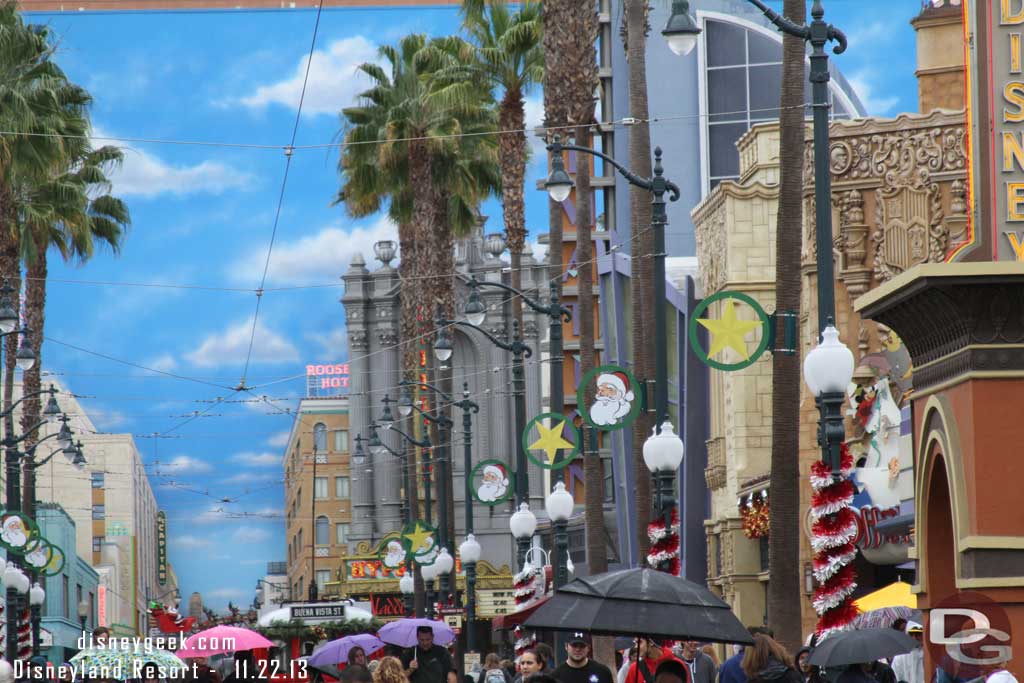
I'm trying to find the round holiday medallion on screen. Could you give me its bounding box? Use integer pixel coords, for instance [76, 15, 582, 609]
[521, 412, 580, 470]
[577, 365, 643, 431]
[470, 460, 514, 505]
[688, 290, 771, 371]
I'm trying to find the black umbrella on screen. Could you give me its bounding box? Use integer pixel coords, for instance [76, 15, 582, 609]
[524, 568, 753, 644]
[807, 628, 920, 667]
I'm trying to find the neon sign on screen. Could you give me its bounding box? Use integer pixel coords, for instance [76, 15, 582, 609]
[305, 363, 350, 397]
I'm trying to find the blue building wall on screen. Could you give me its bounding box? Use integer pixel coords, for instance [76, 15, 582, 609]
[36, 503, 99, 665]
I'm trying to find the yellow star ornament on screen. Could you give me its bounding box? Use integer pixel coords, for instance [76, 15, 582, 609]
[403, 522, 434, 554]
[697, 299, 762, 360]
[528, 420, 575, 464]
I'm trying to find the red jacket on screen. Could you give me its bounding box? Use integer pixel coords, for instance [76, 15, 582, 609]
[626, 653, 691, 683]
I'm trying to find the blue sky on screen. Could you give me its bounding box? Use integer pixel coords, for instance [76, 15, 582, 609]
[22, 1, 921, 610]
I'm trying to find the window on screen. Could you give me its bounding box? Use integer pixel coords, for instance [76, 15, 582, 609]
[315, 516, 329, 545]
[334, 430, 349, 453]
[316, 570, 330, 593]
[314, 477, 328, 500]
[89, 592, 95, 628]
[91, 472, 104, 488]
[336, 523, 350, 545]
[297, 488, 302, 509]
[63, 576, 69, 619]
[92, 505, 105, 520]
[92, 536, 104, 553]
[298, 528, 303, 551]
[297, 577, 303, 598]
[335, 476, 350, 499]
[313, 423, 327, 452]
[77, 585, 83, 615]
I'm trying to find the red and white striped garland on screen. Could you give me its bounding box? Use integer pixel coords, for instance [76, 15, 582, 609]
[513, 626, 536, 657]
[809, 442, 859, 637]
[646, 508, 680, 576]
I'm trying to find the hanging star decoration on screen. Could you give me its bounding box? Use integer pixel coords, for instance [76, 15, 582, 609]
[402, 522, 434, 555]
[528, 419, 575, 465]
[698, 299, 762, 360]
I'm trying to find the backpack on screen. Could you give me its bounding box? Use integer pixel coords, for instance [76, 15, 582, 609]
[485, 669, 506, 683]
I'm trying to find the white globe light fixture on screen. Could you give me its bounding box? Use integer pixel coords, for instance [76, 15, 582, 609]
[803, 323, 855, 397]
[544, 153, 573, 203]
[29, 582, 45, 606]
[643, 422, 685, 473]
[509, 503, 537, 540]
[545, 482, 575, 522]
[15, 344, 35, 372]
[399, 574, 414, 595]
[420, 560, 440, 582]
[434, 548, 455, 575]
[459, 534, 482, 565]
[464, 289, 487, 328]
[662, 0, 702, 56]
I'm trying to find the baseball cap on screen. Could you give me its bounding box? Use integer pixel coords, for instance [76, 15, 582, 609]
[568, 632, 591, 645]
[906, 622, 923, 633]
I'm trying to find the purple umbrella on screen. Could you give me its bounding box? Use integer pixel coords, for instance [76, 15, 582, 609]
[309, 634, 385, 667]
[378, 618, 454, 648]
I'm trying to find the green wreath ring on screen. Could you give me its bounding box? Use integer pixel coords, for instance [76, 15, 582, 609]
[688, 290, 771, 371]
[576, 364, 643, 431]
[521, 412, 581, 470]
[470, 459, 514, 505]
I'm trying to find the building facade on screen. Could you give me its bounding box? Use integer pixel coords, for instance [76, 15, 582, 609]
[255, 561, 290, 623]
[341, 229, 548, 578]
[36, 503, 100, 665]
[283, 397, 352, 601]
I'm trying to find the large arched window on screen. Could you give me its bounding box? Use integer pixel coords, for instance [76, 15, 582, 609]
[315, 516, 330, 545]
[313, 423, 327, 452]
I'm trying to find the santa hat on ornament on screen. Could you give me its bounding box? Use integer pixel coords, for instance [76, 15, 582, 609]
[483, 464, 508, 485]
[598, 372, 634, 401]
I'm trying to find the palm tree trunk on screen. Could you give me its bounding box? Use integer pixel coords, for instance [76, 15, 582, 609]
[768, 0, 806, 653]
[399, 221, 421, 382]
[21, 237, 45, 516]
[499, 92, 528, 331]
[0, 217, 20, 452]
[623, 0, 655, 566]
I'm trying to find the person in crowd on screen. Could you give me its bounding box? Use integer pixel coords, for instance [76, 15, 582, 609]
[654, 661, 692, 683]
[501, 660, 515, 683]
[373, 657, 407, 683]
[837, 661, 896, 683]
[741, 634, 802, 683]
[137, 663, 162, 683]
[92, 628, 111, 648]
[516, 650, 547, 683]
[625, 638, 684, 683]
[349, 648, 369, 670]
[722, 627, 774, 683]
[480, 653, 511, 683]
[535, 646, 555, 674]
[618, 646, 638, 683]
[701, 648, 719, 674]
[402, 626, 457, 683]
[891, 623, 923, 683]
[677, 642, 716, 683]
[552, 633, 614, 683]
[793, 649, 812, 683]
[222, 652, 265, 683]
[526, 675, 558, 683]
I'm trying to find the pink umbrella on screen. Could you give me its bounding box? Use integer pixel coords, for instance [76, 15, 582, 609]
[177, 625, 275, 657]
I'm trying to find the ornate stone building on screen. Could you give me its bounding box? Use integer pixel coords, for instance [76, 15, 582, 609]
[340, 228, 549, 575]
[692, 0, 969, 635]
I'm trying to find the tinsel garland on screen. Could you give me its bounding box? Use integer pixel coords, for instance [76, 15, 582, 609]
[809, 442, 858, 638]
[512, 566, 540, 607]
[646, 509, 680, 575]
[513, 626, 536, 656]
[257, 619, 381, 642]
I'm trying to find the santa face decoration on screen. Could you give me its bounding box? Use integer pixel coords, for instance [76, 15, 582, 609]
[0, 514, 31, 551]
[381, 539, 406, 569]
[578, 365, 642, 431]
[471, 460, 513, 505]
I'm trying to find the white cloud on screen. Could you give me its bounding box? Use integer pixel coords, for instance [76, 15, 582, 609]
[171, 535, 213, 549]
[847, 69, 899, 116]
[232, 526, 271, 543]
[232, 451, 280, 467]
[93, 127, 256, 199]
[238, 36, 378, 115]
[207, 587, 247, 600]
[185, 318, 299, 368]
[147, 353, 177, 373]
[163, 455, 213, 473]
[88, 406, 128, 430]
[307, 327, 347, 357]
[523, 94, 547, 163]
[239, 559, 266, 566]
[194, 506, 229, 525]
[228, 216, 398, 286]
[224, 471, 280, 485]
[267, 430, 291, 447]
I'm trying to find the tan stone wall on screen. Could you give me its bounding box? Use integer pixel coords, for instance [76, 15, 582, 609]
[919, 71, 965, 114]
[913, 7, 965, 113]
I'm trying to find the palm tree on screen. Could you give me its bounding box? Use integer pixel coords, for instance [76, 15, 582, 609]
[459, 0, 542, 329]
[0, 4, 89, 445]
[768, 0, 806, 652]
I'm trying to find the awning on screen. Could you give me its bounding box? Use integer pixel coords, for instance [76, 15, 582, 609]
[854, 581, 916, 612]
[492, 595, 552, 631]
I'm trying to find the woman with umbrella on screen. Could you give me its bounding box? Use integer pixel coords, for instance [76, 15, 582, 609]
[741, 635, 803, 683]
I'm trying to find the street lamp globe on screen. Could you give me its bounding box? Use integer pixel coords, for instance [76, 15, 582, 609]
[662, 0, 702, 56]
[0, 301, 16, 335]
[77, 600, 89, 620]
[509, 503, 537, 540]
[29, 583, 44, 606]
[368, 427, 387, 457]
[433, 329, 454, 362]
[57, 420, 74, 449]
[398, 387, 414, 418]
[545, 153, 573, 203]
[420, 561, 440, 582]
[379, 396, 396, 430]
[43, 391, 62, 423]
[353, 435, 367, 466]
[399, 574, 414, 595]
[464, 289, 486, 328]
[459, 534, 482, 565]
[15, 344, 35, 371]
[72, 446, 87, 471]
[434, 548, 455, 575]
[62, 442, 77, 463]
[545, 482, 574, 522]
[803, 323, 855, 396]
[643, 422, 685, 473]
